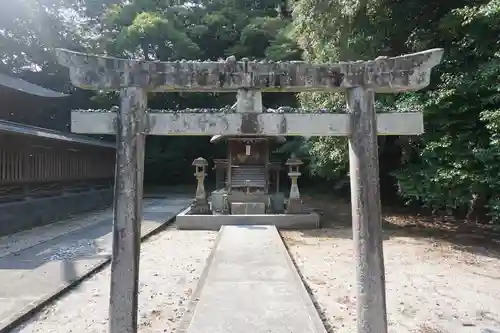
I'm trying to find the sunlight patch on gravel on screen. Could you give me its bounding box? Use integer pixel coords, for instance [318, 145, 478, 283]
[282, 228, 500, 333]
[13, 228, 217, 333]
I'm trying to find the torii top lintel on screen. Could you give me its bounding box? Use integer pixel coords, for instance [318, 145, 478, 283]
[56, 48, 444, 93]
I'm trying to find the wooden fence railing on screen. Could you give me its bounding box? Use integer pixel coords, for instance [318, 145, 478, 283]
[0, 140, 115, 203]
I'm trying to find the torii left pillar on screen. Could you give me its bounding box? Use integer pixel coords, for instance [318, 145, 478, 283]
[110, 87, 147, 332]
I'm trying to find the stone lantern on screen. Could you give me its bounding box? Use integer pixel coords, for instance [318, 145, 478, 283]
[191, 157, 210, 214]
[286, 154, 303, 214]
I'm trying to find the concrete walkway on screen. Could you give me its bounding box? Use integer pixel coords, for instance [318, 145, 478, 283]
[184, 225, 327, 333]
[0, 196, 191, 332]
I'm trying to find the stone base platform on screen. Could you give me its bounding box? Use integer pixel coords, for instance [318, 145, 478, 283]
[182, 225, 327, 333]
[175, 207, 320, 230]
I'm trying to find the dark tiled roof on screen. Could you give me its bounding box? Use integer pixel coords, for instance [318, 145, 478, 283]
[0, 73, 68, 98]
[0, 119, 115, 148]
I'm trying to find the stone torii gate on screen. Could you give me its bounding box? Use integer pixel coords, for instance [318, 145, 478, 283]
[56, 48, 443, 333]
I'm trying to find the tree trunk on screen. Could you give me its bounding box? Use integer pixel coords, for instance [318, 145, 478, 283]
[141, 43, 150, 61]
[466, 192, 488, 223]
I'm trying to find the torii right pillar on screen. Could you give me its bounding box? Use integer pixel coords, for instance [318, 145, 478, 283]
[346, 51, 443, 333]
[348, 87, 389, 332]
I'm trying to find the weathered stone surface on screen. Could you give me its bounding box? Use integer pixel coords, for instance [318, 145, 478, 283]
[286, 155, 303, 214]
[231, 202, 266, 214]
[184, 225, 326, 333]
[286, 198, 303, 214]
[236, 89, 263, 113]
[347, 87, 388, 333]
[71, 111, 424, 136]
[192, 157, 210, 214]
[176, 208, 320, 230]
[270, 193, 285, 214]
[210, 190, 227, 213]
[109, 87, 147, 333]
[56, 48, 443, 93]
[73, 107, 342, 113]
[227, 192, 269, 206]
[191, 199, 210, 214]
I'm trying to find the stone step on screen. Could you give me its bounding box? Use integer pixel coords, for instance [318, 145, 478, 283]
[184, 225, 326, 333]
[230, 202, 266, 214]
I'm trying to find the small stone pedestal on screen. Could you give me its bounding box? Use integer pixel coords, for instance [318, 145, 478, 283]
[191, 157, 210, 214]
[285, 155, 304, 214]
[231, 202, 266, 215]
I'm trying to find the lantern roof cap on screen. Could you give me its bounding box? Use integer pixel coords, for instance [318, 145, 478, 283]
[192, 157, 208, 166]
[286, 154, 303, 166]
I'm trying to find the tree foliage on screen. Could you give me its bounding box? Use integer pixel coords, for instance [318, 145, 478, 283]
[2, 0, 500, 221]
[291, 0, 500, 221]
[0, 0, 301, 185]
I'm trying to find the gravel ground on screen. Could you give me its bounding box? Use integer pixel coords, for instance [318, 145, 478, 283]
[8, 191, 500, 333]
[0, 209, 111, 259]
[12, 226, 217, 333]
[282, 227, 500, 333]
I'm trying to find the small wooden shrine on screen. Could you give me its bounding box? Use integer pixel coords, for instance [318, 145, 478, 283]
[211, 135, 286, 214]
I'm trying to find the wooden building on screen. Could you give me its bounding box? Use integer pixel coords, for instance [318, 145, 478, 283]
[0, 74, 115, 236]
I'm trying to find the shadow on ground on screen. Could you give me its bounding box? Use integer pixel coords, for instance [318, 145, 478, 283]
[299, 193, 500, 260]
[0, 221, 110, 271]
[143, 185, 196, 198]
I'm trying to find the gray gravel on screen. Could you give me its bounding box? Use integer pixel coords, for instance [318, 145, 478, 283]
[0, 209, 111, 259]
[282, 229, 500, 333]
[9, 220, 500, 333]
[12, 226, 217, 333]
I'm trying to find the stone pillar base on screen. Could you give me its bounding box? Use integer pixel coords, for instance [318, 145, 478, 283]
[191, 198, 211, 214]
[286, 198, 304, 214]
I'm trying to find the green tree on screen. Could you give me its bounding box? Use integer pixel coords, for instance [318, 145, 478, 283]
[72, 0, 302, 184]
[395, 0, 500, 220]
[291, 0, 500, 220]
